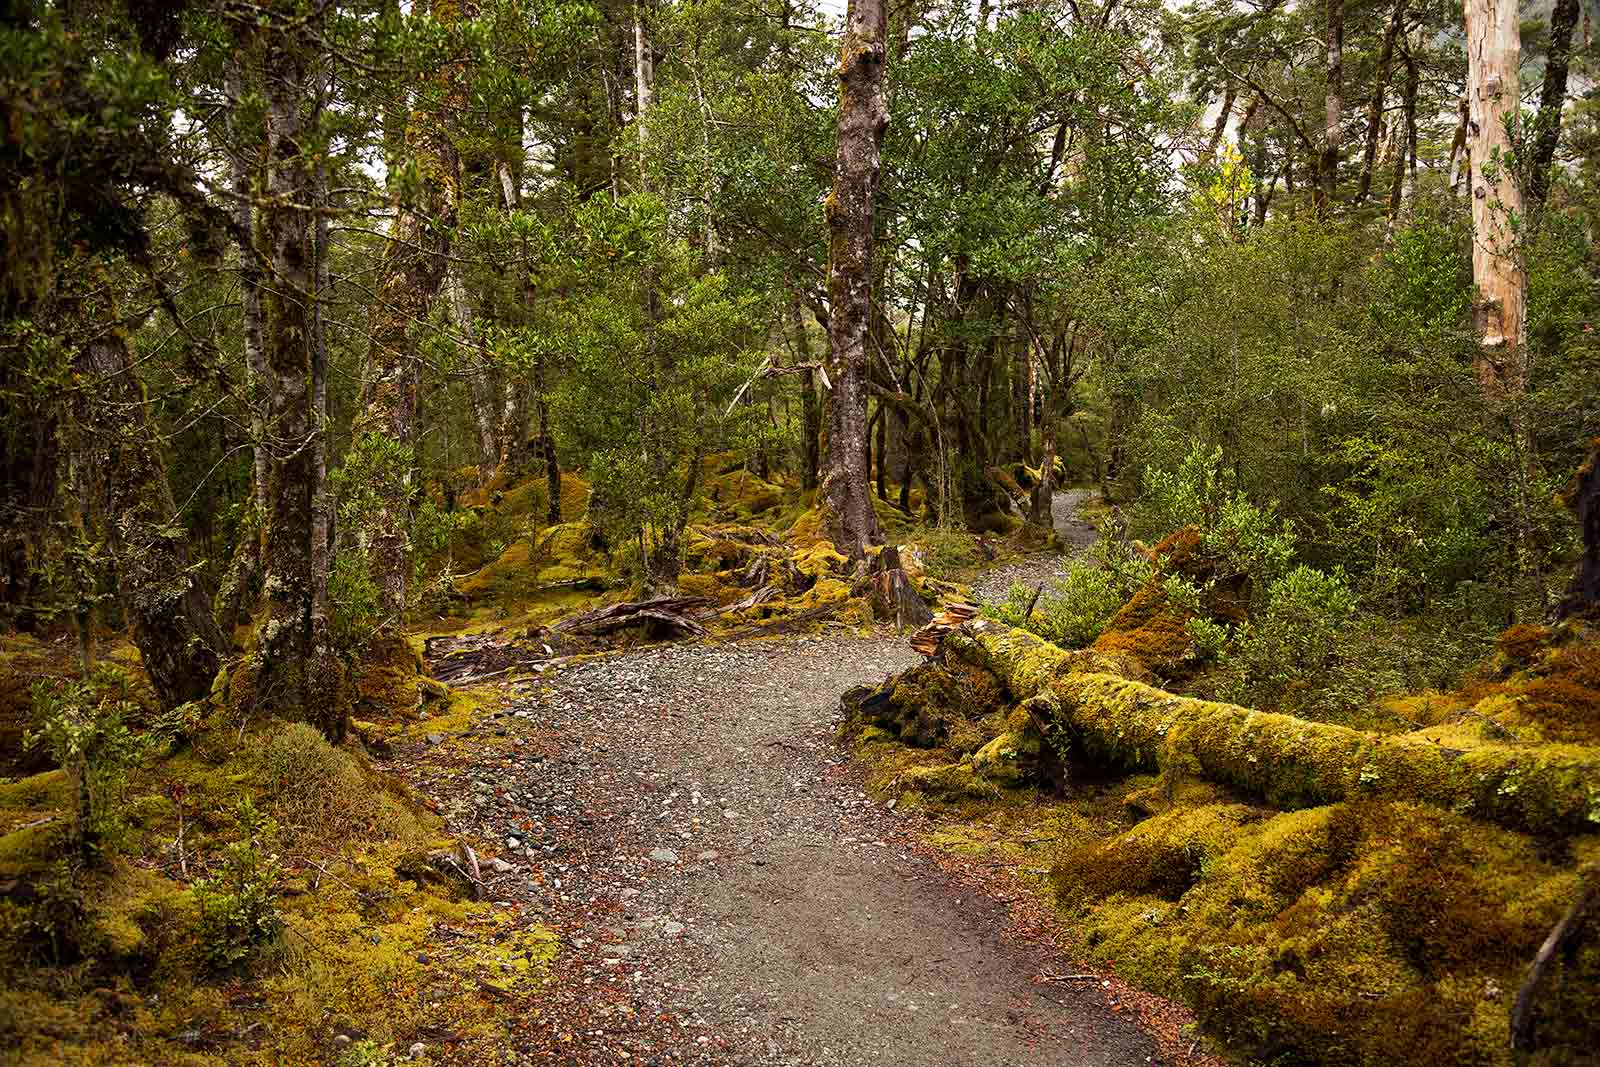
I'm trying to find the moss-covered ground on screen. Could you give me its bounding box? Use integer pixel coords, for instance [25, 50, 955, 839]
[0, 637, 555, 1066]
[842, 624, 1600, 1066]
[0, 464, 1039, 1065]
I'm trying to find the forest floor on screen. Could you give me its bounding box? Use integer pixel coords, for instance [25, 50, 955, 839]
[391, 491, 1213, 1065]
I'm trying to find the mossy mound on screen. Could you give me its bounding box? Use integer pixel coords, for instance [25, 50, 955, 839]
[851, 617, 1600, 1065]
[698, 467, 788, 524]
[0, 688, 549, 1066]
[456, 520, 608, 603]
[1436, 621, 1600, 746]
[353, 634, 447, 720]
[841, 658, 1005, 748]
[1092, 526, 1248, 679]
[1060, 798, 1600, 1066]
[447, 471, 592, 576]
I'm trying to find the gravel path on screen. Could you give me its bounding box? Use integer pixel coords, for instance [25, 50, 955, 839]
[969, 488, 1100, 606]
[405, 631, 1172, 1065]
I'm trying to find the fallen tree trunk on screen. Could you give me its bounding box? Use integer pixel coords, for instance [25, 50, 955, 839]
[930, 621, 1600, 836]
[552, 596, 713, 639]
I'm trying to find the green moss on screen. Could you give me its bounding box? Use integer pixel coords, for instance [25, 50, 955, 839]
[0, 820, 61, 879]
[948, 624, 1600, 835]
[0, 769, 70, 816]
[794, 540, 848, 579]
[970, 729, 1041, 786]
[899, 760, 1000, 800]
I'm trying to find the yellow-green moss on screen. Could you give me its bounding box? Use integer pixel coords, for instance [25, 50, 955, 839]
[0, 769, 70, 816]
[794, 540, 848, 579]
[949, 623, 1600, 835]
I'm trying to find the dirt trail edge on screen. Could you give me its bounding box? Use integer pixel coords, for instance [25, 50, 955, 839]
[402, 622, 1180, 1065]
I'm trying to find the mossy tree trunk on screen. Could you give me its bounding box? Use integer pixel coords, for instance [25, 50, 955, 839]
[821, 0, 888, 559]
[793, 298, 821, 492]
[254, 4, 319, 721]
[68, 314, 226, 709]
[351, 0, 465, 625]
[932, 621, 1600, 836]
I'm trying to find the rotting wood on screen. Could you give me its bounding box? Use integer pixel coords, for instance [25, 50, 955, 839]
[871, 546, 933, 630]
[552, 595, 714, 639]
[724, 603, 839, 640]
[910, 601, 979, 657]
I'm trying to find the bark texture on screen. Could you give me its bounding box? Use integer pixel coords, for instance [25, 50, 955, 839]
[821, 0, 889, 558]
[255, 9, 319, 718]
[1463, 0, 1526, 396]
[70, 322, 225, 709]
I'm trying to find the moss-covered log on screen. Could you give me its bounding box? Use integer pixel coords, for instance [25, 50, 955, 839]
[940, 622, 1600, 835]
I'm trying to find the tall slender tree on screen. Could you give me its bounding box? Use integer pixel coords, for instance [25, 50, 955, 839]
[821, 0, 888, 559]
[1463, 0, 1525, 395]
[1527, 0, 1581, 213]
[253, 1, 321, 719]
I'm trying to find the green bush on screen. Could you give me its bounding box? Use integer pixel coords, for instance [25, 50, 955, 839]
[193, 797, 283, 973]
[25, 667, 149, 861]
[989, 569, 1123, 648]
[1137, 442, 1296, 585]
[987, 538, 1156, 648]
[1206, 565, 1371, 720]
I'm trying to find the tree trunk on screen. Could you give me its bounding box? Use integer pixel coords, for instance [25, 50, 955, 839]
[821, 0, 889, 558]
[1527, 0, 1580, 212]
[216, 50, 267, 635]
[873, 402, 887, 500]
[1205, 84, 1236, 159]
[70, 320, 225, 709]
[499, 378, 531, 473]
[1464, 0, 1526, 396]
[351, 0, 463, 624]
[309, 71, 342, 737]
[255, 11, 318, 720]
[1355, 0, 1404, 204]
[1387, 41, 1419, 226]
[1030, 401, 1057, 529]
[634, 0, 656, 188]
[1319, 0, 1344, 212]
[794, 299, 821, 491]
[446, 263, 501, 475]
[535, 357, 561, 525]
[1556, 440, 1600, 619]
[906, 623, 1600, 836]
[1447, 95, 1470, 194]
[227, 55, 270, 516]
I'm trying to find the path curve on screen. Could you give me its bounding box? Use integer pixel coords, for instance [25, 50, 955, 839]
[410, 627, 1172, 1065]
[970, 488, 1100, 606]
